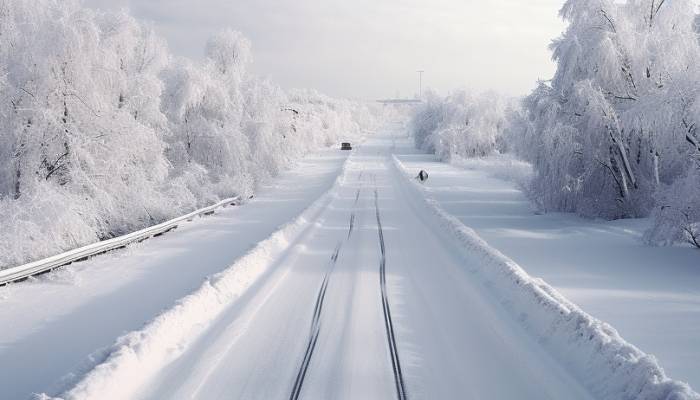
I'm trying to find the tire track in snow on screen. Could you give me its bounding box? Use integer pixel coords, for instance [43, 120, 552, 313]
[289, 242, 341, 400]
[289, 179, 363, 400]
[374, 188, 408, 400]
[348, 188, 361, 239]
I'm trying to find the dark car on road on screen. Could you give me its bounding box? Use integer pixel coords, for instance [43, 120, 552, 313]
[341, 142, 352, 151]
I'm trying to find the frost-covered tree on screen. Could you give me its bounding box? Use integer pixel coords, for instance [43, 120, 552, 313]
[646, 160, 700, 248]
[286, 88, 372, 148]
[646, 12, 700, 248]
[518, 0, 700, 221]
[0, 0, 172, 258]
[161, 31, 378, 204]
[0, 2, 380, 268]
[162, 54, 251, 203]
[410, 90, 512, 162]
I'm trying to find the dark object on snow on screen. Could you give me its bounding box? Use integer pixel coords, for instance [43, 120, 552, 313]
[417, 170, 429, 183]
[341, 142, 353, 151]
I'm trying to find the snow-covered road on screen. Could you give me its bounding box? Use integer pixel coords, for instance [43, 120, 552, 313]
[131, 135, 593, 400]
[2, 128, 697, 400]
[0, 151, 348, 400]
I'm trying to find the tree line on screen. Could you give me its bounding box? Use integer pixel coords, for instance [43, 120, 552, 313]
[411, 0, 700, 248]
[0, 0, 378, 268]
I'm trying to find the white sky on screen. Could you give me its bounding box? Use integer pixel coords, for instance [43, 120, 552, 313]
[85, 0, 568, 100]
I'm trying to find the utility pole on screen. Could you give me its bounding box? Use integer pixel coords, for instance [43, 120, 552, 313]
[417, 70, 425, 99]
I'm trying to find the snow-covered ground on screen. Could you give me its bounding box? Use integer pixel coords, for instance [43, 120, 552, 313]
[0, 149, 348, 400]
[52, 132, 601, 400]
[396, 139, 700, 390]
[2, 127, 697, 400]
[12, 128, 691, 400]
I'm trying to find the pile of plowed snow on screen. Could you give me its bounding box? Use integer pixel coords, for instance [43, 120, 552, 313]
[392, 155, 699, 400]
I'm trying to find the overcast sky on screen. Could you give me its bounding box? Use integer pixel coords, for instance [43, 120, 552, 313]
[85, 0, 568, 100]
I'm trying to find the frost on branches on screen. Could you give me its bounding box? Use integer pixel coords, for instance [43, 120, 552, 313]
[410, 90, 514, 162]
[0, 0, 379, 269]
[515, 0, 700, 247]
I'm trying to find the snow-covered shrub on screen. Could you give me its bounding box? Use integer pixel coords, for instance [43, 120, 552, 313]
[645, 162, 700, 248]
[645, 93, 700, 248]
[410, 90, 513, 162]
[516, 0, 700, 223]
[645, 10, 700, 248]
[0, 1, 174, 265]
[0, 1, 380, 269]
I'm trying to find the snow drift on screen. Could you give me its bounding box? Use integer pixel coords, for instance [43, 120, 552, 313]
[392, 155, 699, 400]
[41, 156, 352, 400]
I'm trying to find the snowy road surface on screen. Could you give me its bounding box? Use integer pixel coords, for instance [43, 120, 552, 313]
[0, 151, 348, 399]
[2, 129, 698, 400]
[132, 136, 593, 400]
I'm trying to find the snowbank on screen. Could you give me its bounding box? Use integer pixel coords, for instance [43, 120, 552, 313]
[392, 155, 699, 400]
[41, 159, 352, 400]
[449, 153, 533, 191]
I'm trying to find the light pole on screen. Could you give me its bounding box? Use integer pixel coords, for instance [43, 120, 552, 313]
[417, 70, 424, 99]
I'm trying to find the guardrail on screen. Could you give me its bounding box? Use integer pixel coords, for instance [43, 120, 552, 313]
[0, 196, 242, 287]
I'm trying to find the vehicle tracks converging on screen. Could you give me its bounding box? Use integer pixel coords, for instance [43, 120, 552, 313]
[374, 188, 408, 400]
[289, 183, 363, 400]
